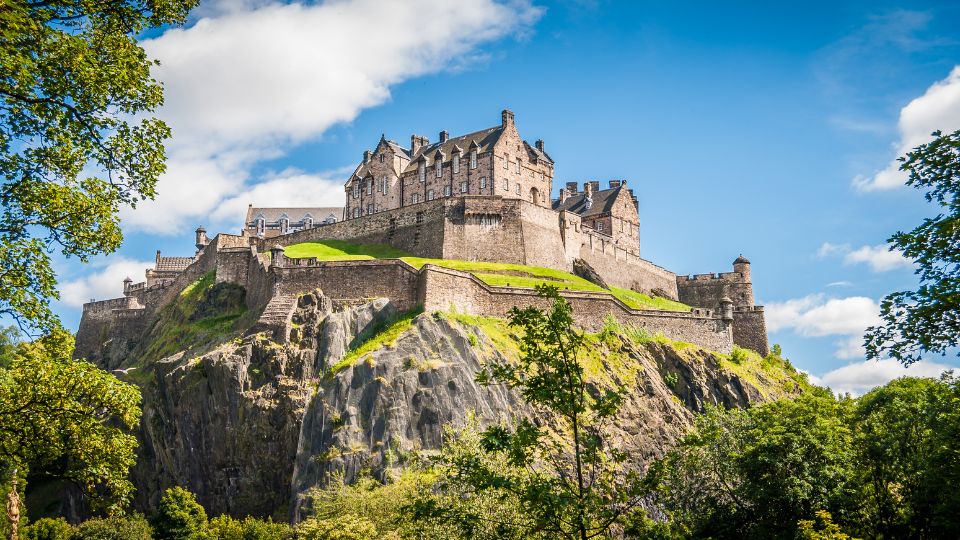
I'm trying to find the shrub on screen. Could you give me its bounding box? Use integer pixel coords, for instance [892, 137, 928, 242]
[152, 487, 207, 540]
[730, 346, 749, 365]
[296, 515, 377, 540]
[22, 518, 73, 540]
[208, 515, 293, 540]
[663, 371, 679, 390]
[71, 515, 153, 540]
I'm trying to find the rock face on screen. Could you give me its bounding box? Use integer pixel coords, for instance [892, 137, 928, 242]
[95, 285, 795, 521]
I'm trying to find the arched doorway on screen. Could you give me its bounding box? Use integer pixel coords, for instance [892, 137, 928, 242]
[529, 187, 540, 205]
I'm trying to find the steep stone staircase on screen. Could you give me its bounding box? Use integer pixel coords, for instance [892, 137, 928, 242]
[249, 293, 298, 342]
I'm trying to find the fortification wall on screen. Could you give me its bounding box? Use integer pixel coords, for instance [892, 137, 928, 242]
[441, 197, 526, 264]
[676, 272, 752, 309]
[265, 199, 448, 259]
[733, 307, 769, 356]
[272, 258, 421, 312]
[75, 296, 140, 361]
[519, 201, 569, 270]
[420, 264, 733, 353]
[243, 245, 276, 312]
[578, 230, 679, 297]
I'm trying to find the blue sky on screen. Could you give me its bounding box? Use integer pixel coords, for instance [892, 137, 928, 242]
[55, 0, 960, 394]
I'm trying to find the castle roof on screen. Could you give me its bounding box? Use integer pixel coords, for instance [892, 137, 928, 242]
[245, 207, 343, 225]
[552, 186, 626, 219]
[734, 255, 750, 264]
[401, 125, 504, 173]
[154, 256, 194, 272]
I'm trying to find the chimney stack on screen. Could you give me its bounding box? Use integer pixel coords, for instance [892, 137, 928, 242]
[584, 181, 594, 199]
[559, 188, 569, 204]
[535, 139, 545, 152]
[363, 150, 371, 163]
[609, 179, 622, 189]
[566, 181, 578, 193]
[439, 130, 449, 143]
[501, 109, 515, 129]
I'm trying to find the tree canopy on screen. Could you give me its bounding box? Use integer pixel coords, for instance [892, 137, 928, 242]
[0, 0, 197, 333]
[865, 129, 960, 365]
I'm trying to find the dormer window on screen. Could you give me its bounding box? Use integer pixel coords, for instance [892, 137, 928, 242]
[453, 154, 460, 173]
[470, 150, 477, 169]
[418, 161, 425, 182]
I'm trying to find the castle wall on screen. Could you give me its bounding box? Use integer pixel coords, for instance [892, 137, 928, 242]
[441, 197, 527, 264]
[272, 259, 421, 313]
[578, 230, 679, 297]
[519, 201, 569, 269]
[733, 307, 769, 356]
[420, 264, 733, 353]
[267, 199, 448, 259]
[75, 296, 139, 362]
[676, 272, 753, 310]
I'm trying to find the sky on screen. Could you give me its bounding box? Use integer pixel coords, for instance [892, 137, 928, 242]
[54, 0, 960, 395]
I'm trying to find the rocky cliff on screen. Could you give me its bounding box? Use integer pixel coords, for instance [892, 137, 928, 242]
[83, 274, 806, 521]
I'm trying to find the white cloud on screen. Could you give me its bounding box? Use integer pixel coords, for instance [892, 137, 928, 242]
[818, 358, 954, 396]
[122, 0, 543, 234]
[59, 257, 155, 307]
[211, 169, 346, 228]
[816, 242, 912, 272]
[766, 294, 881, 359]
[854, 65, 960, 191]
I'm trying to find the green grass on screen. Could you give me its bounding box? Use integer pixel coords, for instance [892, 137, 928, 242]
[286, 240, 691, 312]
[284, 240, 410, 260]
[329, 308, 423, 375]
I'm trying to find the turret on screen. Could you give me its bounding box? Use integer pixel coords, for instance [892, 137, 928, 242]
[733, 254, 751, 283]
[270, 245, 285, 268]
[195, 226, 209, 253]
[123, 276, 133, 295]
[719, 296, 734, 321]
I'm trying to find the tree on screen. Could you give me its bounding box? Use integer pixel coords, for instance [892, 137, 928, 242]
[71, 514, 153, 540]
[865, 129, 960, 365]
[436, 285, 641, 539]
[20, 517, 72, 540]
[0, 329, 141, 531]
[152, 487, 207, 540]
[0, 0, 197, 333]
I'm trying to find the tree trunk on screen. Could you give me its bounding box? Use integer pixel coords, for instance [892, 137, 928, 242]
[5, 471, 19, 540]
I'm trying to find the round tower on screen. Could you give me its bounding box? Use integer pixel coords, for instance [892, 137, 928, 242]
[733, 254, 751, 282]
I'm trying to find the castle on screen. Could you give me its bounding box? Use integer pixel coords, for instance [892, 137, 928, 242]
[76, 110, 769, 364]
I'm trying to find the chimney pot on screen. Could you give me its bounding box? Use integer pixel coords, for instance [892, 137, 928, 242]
[566, 181, 578, 193]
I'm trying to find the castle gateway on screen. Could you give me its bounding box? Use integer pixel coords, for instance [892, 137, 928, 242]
[77, 110, 769, 363]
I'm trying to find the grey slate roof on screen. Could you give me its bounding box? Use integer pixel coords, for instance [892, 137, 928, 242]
[155, 256, 194, 272]
[245, 207, 343, 225]
[552, 186, 625, 219]
[401, 126, 503, 173]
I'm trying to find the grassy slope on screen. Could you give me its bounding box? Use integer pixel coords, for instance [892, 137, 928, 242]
[285, 240, 689, 312]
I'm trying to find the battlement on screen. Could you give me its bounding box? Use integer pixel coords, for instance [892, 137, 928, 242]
[677, 271, 744, 283]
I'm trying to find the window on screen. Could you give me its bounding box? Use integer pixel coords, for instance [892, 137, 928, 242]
[353, 184, 360, 198]
[470, 150, 477, 169]
[418, 162, 425, 182]
[503, 179, 509, 191]
[256, 218, 264, 235]
[480, 177, 486, 189]
[503, 156, 508, 169]
[516, 159, 521, 174]
[443, 185, 451, 197]
[381, 176, 388, 194]
[596, 222, 604, 233]
[379, 154, 384, 163]
[411, 193, 420, 204]
[515, 183, 521, 195]
[436, 159, 442, 178]
[352, 207, 360, 218]
[305, 217, 313, 229]
[367, 204, 372, 215]
[460, 181, 468, 193]
[367, 180, 372, 195]
[427, 189, 435, 201]
[453, 154, 460, 173]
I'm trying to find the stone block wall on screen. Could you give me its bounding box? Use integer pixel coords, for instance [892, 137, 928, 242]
[420, 264, 733, 353]
[676, 272, 753, 310]
[441, 197, 527, 264]
[733, 307, 769, 356]
[272, 259, 421, 313]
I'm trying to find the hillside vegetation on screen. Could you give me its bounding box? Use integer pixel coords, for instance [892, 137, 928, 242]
[284, 240, 690, 311]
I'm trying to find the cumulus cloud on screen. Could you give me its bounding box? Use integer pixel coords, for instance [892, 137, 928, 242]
[817, 358, 953, 396]
[853, 65, 960, 191]
[766, 294, 881, 359]
[59, 257, 155, 307]
[123, 0, 543, 234]
[816, 242, 913, 272]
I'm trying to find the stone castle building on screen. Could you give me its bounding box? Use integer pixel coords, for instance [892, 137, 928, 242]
[77, 109, 769, 364]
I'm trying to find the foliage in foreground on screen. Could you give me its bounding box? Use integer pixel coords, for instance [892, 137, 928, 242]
[646, 374, 960, 539]
[865, 129, 960, 365]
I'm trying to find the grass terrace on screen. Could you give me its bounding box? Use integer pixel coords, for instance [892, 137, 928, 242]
[285, 240, 690, 312]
